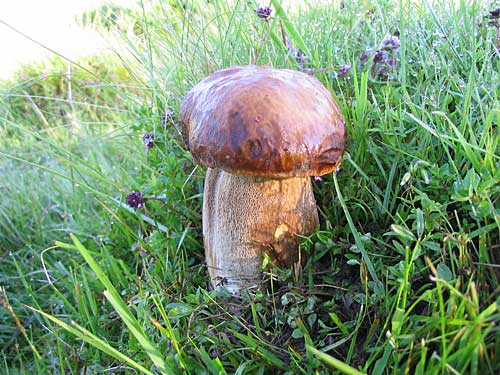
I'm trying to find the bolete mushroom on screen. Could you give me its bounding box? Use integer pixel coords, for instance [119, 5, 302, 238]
[180, 65, 345, 295]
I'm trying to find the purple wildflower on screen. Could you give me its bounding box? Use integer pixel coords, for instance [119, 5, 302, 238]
[314, 176, 323, 182]
[210, 346, 220, 359]
[487, 8, 500, 19]
[487, 8, 500, 50]
[377, 66, 388, 77]
[256, 6, 272, 21]
[126, 191, 145, 208]
[359, 51, 370, 61]
[295, 49, 308, 68]
[143, 132, 155, 148]
[387, 58, 396, 67]
[360, 35, 401, 79]
[373, 50, 387, 63]
[286, 40, 309, 70]
[335, 64, 351, 78]
[382, 34, 400, 50]
[161, 109, 174, 126]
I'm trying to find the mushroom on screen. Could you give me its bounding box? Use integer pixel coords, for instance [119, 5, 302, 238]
[180, 65, 345, 295]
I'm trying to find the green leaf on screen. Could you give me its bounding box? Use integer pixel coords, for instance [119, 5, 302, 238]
[390, 224, 416, 242]
[328, 313, 349, 336]
[292, 328, 303, 338]
[391, 307, 406, 336]
[436, 263, 453, 282]
[197, 345, 228, 375]
[166, 302, 192, 318]
[415, 208, 425, 237]
[400, 171, 412, 186]
[372, 345, 392, 375]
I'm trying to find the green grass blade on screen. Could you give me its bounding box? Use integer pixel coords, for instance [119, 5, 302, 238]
[57, 234, 176, 375]
[24, 304, 155, 375]
[196, 345, 228, 375]
[270, 0, 316, 66]
[333, 173, 381, 286]
[307, 345, 366, 375]
[232, 331, 285, 369]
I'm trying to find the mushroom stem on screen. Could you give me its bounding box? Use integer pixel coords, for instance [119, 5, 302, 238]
[203, 167, 319, 295]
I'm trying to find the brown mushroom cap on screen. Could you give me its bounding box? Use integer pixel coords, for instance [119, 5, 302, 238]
[180, 65, 346, 178]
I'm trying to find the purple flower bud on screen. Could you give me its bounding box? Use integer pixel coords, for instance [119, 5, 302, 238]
[373, 50, 387, 63]
[488, 8, 500, 19]
[387, 58, 397, 67]
[161, 109, 174, 126]
[377, 66, 388, 77]
[359, 51, 370, 61]
[143, 132, 155, 148]
[287, 41, 309, 70]
[255, 6, 272, 21]
[126, 191, 145, 208]
[382, 34, 400, 49]
[314, 176, 323, 182]
[335, 64, 351, 78]
[295, 49, 308, 67]
[211, 347, 220, 359]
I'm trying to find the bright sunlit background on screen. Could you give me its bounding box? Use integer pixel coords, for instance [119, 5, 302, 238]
[0, 0, 351, 79]
[0, 0, 136, 78]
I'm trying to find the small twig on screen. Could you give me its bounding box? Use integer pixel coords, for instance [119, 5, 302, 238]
[305, 66, 340, 75]
[0, 287, 42, 359]
[313, 284, 350, 292]
[472, 262, 500, 268]
[252, 19, 271, 64]
[495, 19, 499, 50]
[280, 20, 287, 46]
[261, 19, 271, 44]
[40, 246, 59, 287]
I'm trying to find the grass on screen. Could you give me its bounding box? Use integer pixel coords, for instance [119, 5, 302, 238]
[1, 0, 499, 373]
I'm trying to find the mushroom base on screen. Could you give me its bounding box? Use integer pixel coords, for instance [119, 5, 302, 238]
[203, 168, 319, 295]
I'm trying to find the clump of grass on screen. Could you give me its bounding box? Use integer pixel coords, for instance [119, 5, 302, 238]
[1, 0, 499, 374]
